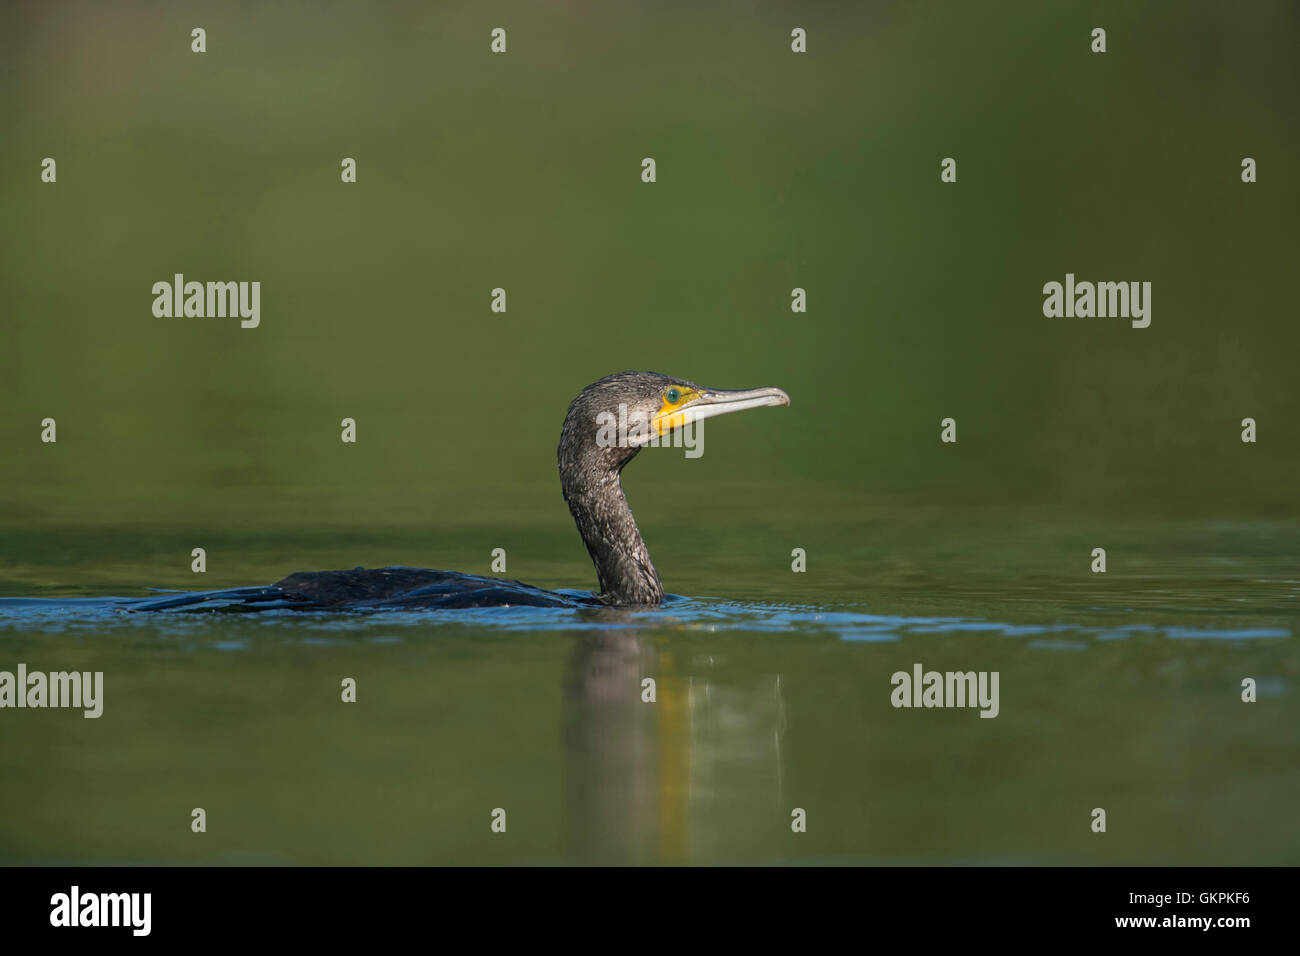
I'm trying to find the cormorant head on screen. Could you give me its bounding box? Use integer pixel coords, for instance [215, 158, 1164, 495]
[558, 371, 791, 487]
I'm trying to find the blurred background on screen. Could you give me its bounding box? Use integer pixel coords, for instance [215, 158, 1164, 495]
[3, 0, 1299, 586]
[0, 0, 1297, 865]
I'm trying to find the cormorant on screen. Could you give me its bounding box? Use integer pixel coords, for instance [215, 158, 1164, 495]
[131, 372, 789, 612]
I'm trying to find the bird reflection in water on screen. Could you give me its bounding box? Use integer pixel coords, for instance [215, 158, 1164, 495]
[563, 626, 789, 864]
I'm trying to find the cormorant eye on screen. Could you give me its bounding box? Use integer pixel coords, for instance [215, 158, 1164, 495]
[665, 388, 681, 405]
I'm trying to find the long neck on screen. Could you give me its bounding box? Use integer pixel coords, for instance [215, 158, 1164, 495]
[563, 472, 664, 606]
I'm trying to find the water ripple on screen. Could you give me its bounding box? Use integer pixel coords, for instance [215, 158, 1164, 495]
[0, 595, 1290, 648]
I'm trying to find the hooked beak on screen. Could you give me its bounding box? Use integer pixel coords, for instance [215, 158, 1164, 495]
[649, 384, 791, 438]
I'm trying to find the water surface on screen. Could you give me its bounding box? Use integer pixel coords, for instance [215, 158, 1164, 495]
[2, 509, 1295, 865]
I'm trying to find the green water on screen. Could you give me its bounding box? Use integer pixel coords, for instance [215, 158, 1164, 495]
[1, 504, 1296, 865]
[1, 0, 1298, 864]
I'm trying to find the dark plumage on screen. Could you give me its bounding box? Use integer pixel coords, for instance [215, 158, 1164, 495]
[130, 371, 788, 612]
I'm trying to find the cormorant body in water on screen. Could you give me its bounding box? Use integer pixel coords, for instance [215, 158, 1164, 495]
[131, 372, 789, 612]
